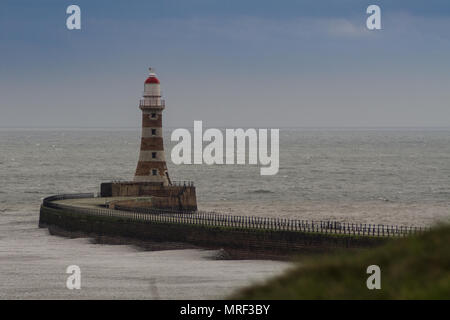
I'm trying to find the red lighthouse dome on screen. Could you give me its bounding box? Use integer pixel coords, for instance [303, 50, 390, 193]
[145, 76, 160, 84]
[145, 67, 160, 84]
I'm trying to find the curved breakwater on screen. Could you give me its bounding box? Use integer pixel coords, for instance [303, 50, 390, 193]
[38, 194, 427, 259]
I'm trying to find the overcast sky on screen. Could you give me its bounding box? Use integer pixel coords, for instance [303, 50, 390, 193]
[1, 0, 450, 128]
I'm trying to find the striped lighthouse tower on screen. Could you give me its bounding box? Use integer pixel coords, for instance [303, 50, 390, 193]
[134, 68, 171, 186]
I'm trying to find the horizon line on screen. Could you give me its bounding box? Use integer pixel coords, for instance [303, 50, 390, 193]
[1, 126, 450, 130]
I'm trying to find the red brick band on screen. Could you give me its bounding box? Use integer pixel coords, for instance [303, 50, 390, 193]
[142, 115, 162, 127]
[135, 161, 168, 176]
[140, 137, 164, 150]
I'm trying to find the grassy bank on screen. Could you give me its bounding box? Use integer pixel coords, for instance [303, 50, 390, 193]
[233, 224, 450, 299]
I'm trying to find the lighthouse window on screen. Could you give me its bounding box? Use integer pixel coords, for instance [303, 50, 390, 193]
[151, 129, 157, 136]
[152, 169, 157, 176]
[152, 152, 157, 159]
[151, 113, 157, 119]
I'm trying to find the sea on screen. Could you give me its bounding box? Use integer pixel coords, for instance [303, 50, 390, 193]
[1, 128, 449, 299]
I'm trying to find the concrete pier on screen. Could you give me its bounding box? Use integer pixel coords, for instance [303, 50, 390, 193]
[39, 194, 394, 260]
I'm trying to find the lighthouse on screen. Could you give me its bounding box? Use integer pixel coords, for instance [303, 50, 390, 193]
[134, 68, 171, 186]
[100, 67, 197, 211]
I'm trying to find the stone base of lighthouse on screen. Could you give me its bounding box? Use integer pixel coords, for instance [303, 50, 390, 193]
[100, 181, 197, 212]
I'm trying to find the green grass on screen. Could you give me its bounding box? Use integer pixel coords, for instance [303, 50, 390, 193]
[233, 224, 450, 300]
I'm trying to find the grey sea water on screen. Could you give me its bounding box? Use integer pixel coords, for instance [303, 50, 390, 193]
[1, 128, 449, 299]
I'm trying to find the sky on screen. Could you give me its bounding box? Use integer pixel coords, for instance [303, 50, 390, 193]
[1, 0, 450, 128]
